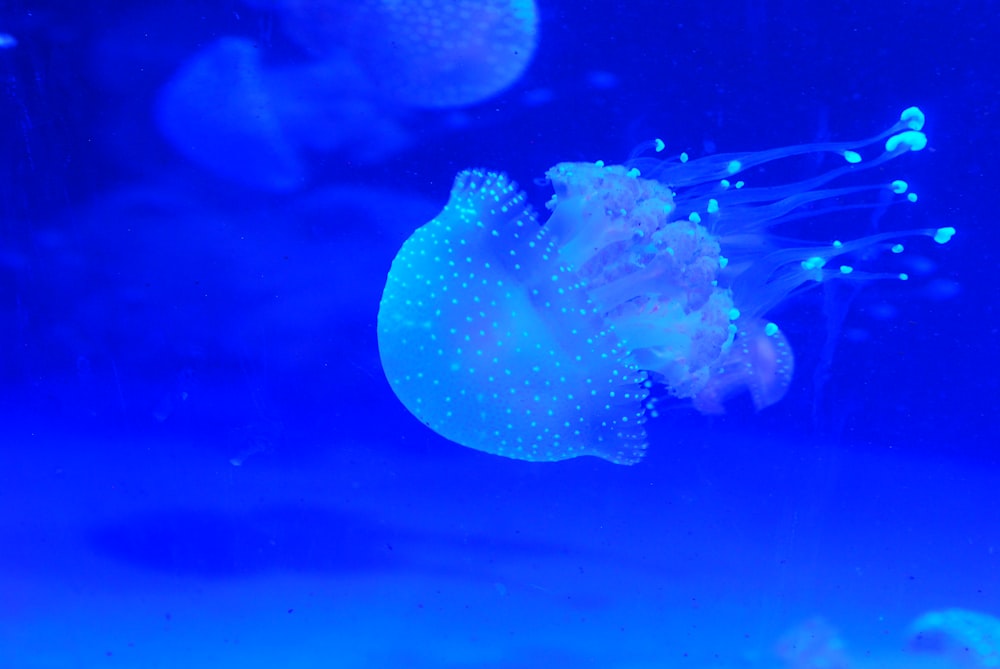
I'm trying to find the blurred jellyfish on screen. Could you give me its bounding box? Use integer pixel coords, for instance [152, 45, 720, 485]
[909, 608, 1000, 668]
[276, 0, 540, 108]
[377, 107, 955, 464]
[156, 1, 538, 188]
[156, 38, 302, 190]
[156, 37, 409, 190]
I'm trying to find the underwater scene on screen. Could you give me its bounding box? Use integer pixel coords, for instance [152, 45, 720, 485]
[1, 0, 998, 667]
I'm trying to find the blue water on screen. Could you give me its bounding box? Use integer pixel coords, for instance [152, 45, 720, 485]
[2, 1, 997, 667]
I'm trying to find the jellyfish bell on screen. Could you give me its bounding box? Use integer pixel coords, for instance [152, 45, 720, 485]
[377, 107, 954, 464]
[156, 37, 412, 190]
[155, 37, 305, 191]
[377, 170, 650, 465]
[276, 0, 540, 109]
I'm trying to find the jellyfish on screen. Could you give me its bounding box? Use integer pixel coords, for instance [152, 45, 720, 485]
[155, 38, 304, 191]
[155, 37, 410, 190]
[274, 0, 540, 108]
[908, 608, 1000, 668]
[157, 0, 539, 188]
[377, 107, 955, 464]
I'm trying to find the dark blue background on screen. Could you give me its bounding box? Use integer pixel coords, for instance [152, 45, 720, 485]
[0, 1, 997, 665]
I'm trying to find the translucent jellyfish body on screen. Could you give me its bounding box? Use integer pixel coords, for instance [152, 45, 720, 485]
[156, 38, 304, 190]
[908, 608, 1000, 668]
[156, 37, 409, 191]
[377, 108, 954, 464]
[276, 0, 540, 108]
[158, 1, 539, 189]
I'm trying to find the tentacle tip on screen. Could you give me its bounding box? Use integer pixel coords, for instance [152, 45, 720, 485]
[934, 227, 956, 244]
[900, 106, 926, 131]
[886, 130, 928, 154]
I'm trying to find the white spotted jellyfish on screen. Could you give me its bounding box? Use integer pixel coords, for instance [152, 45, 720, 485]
[377, 107, 955, 465]
[275, 0, 540, 108]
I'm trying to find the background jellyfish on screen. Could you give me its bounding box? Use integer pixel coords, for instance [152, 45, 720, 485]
[155, 37, 410, 191]
[273, 0, 540, 109]
[378, 107, 954, 464]
[155, 37, 306, 191]
[155, 0, 539, 189]
[908, 608, 1000, 668]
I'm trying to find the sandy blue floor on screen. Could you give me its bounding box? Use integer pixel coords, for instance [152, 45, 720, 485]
[1, 422, 995, 668]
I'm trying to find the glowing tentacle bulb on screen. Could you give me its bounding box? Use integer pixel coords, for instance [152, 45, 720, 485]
[377, 107, 954, 464]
